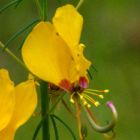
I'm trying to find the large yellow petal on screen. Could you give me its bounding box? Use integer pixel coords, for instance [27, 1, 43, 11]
[0, 69, 15, 131]
[52, 4, 91, 80]
[53, 4, 83, 48]
[0, 79, 37, 140]
[74, 44, 91, 77]
[22, 21, 76, 85]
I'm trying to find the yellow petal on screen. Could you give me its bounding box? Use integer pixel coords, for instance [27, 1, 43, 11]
[22, 21, 75, 85]
[0, 79, 37, 140]
[0, 69, 15, 131]
[53, 4, 83, 48]
[52, 4, 91, 81]
[75, 44, 91, 76]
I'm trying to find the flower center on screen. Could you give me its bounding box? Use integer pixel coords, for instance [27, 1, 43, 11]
[49, 77, 109, 108]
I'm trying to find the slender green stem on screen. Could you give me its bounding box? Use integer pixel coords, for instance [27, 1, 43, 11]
[76, 0, 84, 10]
[39, 0, 47, 20]
[40, 81, 50, 140]
[37, 0, 49, 139]
[34, 0, 42, 19]
[0, 41, 27, 70]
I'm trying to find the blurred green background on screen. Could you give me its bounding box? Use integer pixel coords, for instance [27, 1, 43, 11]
[0, 0, 140, 139]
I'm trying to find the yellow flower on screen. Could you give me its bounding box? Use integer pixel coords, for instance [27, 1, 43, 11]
[22, 4, 108, 107]
[0, 69, 37, 140]
[22, 4, 91, 88]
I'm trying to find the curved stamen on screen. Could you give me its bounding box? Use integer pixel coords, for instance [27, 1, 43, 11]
[84, 101, 118, 133]
[103, 130, 116, 140]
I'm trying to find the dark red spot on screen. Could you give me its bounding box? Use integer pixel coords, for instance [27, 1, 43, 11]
[79, 77, 89, 89]
[48, 83, 60, 91]
[59, 79, 71, 92]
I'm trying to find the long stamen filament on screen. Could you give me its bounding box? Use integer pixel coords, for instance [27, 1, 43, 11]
[85, 89, 109, 93]
[74, 92, 91, 108]
[81, 98, 91, 108]
[77, 93, 84, 99]
[83, 91, 104, 99]
[83, 94, 100, 107]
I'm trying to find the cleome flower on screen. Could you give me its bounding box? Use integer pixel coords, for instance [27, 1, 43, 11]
[0, 69, 37, 140]
[22, 4, 108, 107]
[22, 4, 117, 139]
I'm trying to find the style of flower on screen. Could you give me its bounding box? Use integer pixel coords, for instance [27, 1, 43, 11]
[22, 4, 107, 107]
[0, 69, 37, 140]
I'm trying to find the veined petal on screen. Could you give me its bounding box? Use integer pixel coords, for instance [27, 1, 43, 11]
[22, 21, 76, 85]
[0, 69, 15, 131]
[53, 4, 83, 48]
[0, 79, 37, 140]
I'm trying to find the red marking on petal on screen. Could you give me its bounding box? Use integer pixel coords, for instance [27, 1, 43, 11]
[79, 77, 89, 89]
[59, 79, 71, 92]
[70, 82, 75, 92]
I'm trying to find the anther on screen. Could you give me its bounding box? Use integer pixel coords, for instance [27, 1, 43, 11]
[70, 92, 75, 103]
[80, 95, 84, 99]
[70, 98, 75, 103]
[86, 89, 109, 93]
[99, 95, 104, 99]
[103, 89, 109, 93]
[78, 93, 84, 99]
[94, 101, 100, 107]
[83, 100, 88, 106]
[87, 104, 91, 108]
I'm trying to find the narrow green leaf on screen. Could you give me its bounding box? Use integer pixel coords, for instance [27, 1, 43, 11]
[51, 115, 77, 140]
[50, 116, 59, 140]
[87, 69, 93, 80]
[91, 65, 98, 72]
[17, 31, 29, 50]
[39, 0, 47, 20]
[32, 120, 43, 140]
[15, 0, 23, 7]
[32, 92, 64, 140]
[0, 41, 27, 70]
[17, 25, 34, 50]
[0, 0, 18, 13]
[4, 19, 39, 50]
[48, 93, 65, 114]
[34, 0, 42, 19]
